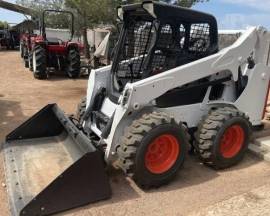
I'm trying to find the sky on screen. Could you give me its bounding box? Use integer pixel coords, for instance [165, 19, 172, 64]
[0, 0, 270, 29]
[194, 0, 270, 29]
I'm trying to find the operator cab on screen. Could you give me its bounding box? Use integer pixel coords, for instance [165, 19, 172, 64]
[108, 1, 218, 103]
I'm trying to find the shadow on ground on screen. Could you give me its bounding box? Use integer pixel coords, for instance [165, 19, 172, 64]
[0, 99, 27, 147]
[60, 150, 262, 215]
[0, 50, 19, 53]
[44, 70, 89, 82]
[142, 152, 261, 194]
[57, 170, 140, 216]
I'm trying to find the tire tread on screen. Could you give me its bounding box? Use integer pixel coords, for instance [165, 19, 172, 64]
[194, 106, 251, 168]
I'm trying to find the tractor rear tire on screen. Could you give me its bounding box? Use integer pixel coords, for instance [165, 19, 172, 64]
[76, 96, 86, 124]
[24, 48, 29, 68]
[66, 49, 80, 78]
[117, 111, 189, 188]
[28, 52, 33, 71]
[195, 107, 252, 169]
[33, 45, 47, 79]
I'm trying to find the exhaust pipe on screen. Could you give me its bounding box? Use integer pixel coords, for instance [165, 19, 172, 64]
[3, 104, 111, 216]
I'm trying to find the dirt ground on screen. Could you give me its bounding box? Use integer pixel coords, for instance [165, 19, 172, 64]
[1, 50, 270, 216]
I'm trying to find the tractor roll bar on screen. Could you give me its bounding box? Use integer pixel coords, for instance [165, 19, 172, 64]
[42, 9, 75, 41]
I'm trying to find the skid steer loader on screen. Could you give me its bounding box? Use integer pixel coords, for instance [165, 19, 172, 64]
[3, 1, 270, 216]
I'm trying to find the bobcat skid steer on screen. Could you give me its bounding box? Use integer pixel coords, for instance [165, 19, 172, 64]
[3, 1, 270, 216]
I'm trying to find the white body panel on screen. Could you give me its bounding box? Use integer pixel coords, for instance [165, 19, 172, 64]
[85, 26, 270, 162]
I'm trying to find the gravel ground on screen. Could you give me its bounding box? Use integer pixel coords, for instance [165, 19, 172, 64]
[1, 50, 270, 216]
[189, 184, 270, 216]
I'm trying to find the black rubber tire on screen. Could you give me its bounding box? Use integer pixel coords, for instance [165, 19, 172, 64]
[28, 51, 33, 71]
[76, 96, 86, 124]
[116, 111, 189, 188]
[20, 43, 24, 58]
[66, 48, 80, 78]
[24, 47, 29, 68]
[194, 106, 252, 169]
[33, 45, 47, 79]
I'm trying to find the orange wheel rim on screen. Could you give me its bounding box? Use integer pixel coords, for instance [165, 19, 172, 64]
[220, 125, 245, 158]
[145, 134, 180, 174]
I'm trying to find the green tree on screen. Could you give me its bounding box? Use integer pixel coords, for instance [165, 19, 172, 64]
[17, 0, 210, 58]
[16, 0, 65, 12]
[182, 0, 209, 7]
[65, 0, 116, 59]
[0, 21, 9, 30]
[121, 0, 209, 7]
[16, 0, 74, 36]
[66, 0, 210, 58]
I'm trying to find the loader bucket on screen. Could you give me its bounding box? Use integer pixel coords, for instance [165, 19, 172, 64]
[3, 104, 111, 216]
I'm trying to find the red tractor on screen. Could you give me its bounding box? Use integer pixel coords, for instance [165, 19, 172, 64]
[27, 10, 82, 79]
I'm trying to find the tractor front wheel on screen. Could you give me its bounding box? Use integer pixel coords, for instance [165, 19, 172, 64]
[66, 48, 80, 78]
[24, 48, 29, 68]
[117, 112, 189, 188]
[195, 107, 252, 169]
[33, 45, 47, 79]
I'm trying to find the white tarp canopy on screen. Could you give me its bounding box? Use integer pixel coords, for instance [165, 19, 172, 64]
[94, 32, 111, 58]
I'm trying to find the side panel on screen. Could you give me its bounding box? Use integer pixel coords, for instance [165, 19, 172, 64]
[120, 27, 270, 127]
[158, 103, 205, 128]
[86, 65, 111, 108]
[84, 65, 111, 133]
[126, 27, 259, 108]
[235, 64, 270, 124]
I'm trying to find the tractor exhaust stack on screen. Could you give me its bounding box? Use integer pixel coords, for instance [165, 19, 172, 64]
[3, 104, 111, 216]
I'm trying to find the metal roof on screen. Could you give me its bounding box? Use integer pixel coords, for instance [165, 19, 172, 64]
[0, 0, 35, 16]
